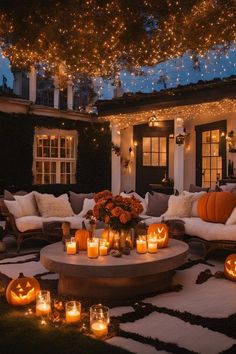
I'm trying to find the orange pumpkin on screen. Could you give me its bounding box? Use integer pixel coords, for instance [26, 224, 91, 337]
[197, 192, 236, 223]
[75, 223, 91, 250]
[6, 273, 40, 306]
[224, 254, 236, 281]
[147, 223, 169, 248]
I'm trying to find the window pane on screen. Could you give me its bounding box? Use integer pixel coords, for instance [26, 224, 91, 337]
[143, 153, 151, 166]
[152, 138, 158, 152]
[211, 144, 219, 156]
[160, 137, 166, 153]
[152, 153, 158, 166]
[202, 144, 210, 156]
[202, 131, 211, 143]
[202, 157, 210, 169]
[159, 153, 167, 166]
[143, 138, 150, 152]
[211, 156, 222, 169]
[211, 130, 219, 143]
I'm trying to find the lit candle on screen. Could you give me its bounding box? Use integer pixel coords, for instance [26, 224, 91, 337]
[148, 237, 158, 253]
[91, 320, 108, 337]
[99, 240, 108, 256]
[36, 290, 51, 316]
[90, 304, 109, 338]
[87, 238, 99, 258]
[65, 301, 81, 324]
[66, 237, 77, 255]
[136, 236, 147, 254]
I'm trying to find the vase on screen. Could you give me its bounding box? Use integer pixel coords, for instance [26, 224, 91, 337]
[110, 229, 133, 252]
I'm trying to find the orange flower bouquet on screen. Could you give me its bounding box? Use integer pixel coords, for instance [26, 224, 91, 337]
[91, 190, 143, 231]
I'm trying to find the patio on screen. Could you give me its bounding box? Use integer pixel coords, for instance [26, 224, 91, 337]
[1, 235, 236, 354]
[0, 1, 236, 354]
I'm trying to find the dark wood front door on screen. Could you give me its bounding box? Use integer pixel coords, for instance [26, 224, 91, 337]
[134, 121, 174, 196]
[195, 120, 227, 188]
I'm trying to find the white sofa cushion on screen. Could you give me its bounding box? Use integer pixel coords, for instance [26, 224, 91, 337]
[34, 193, 74, 218]
[78, 198, 95, 217]
[14, 192, 38, 216]
[182, 191, 206, 217]
[163, 195, 193, 218]
[15, 215, 90, 233]
[4, 200, 23, 219]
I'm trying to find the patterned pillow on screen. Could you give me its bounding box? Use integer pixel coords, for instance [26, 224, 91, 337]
[35, 193, 74, 218]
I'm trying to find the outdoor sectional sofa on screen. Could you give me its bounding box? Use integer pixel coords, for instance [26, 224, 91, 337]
[2, 188, 236, 258]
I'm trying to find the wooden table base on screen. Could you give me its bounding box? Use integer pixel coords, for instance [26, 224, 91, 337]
[58, 270, 174, 299]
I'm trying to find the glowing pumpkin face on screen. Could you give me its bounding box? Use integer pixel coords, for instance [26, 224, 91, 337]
[6, 273, 40, 306]
[224, 254, 236, 281]
[147, 223, 169, 248]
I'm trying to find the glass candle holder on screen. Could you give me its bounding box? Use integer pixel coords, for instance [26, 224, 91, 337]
[36, 290, 51, 316]
[90, 304, 109, 337]
[136, 235, 147, 254]
[65, 301, 81, 324]
[87, 237, 99, 258]
[147, 235, 158, 253]
[66, 237, 77, 255]
[99, 239, 108, 256]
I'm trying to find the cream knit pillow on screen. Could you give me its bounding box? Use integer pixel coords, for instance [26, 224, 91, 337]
[163, 194, 193, 218]
[35, 193, 74, 218]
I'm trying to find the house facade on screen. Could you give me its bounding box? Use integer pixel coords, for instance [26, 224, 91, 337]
[97, 78, 236, 196]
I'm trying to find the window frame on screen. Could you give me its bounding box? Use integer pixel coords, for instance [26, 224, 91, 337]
[33, 128, 78, 184]
[142, 136, 167, 167]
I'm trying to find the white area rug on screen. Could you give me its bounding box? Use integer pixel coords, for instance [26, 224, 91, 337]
[1, 253, 236, 354]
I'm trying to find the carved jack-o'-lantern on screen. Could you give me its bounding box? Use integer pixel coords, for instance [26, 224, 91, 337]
[147, 223, 169, 248]
[6, 273, 40, 306]
[224, 254, 236, 281]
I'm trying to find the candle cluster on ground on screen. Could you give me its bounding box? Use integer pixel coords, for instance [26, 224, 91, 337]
[34, 289, 110, 337]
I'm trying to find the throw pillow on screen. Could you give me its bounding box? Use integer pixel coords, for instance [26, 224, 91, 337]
[78, 198, 96, 217]
[15, 192, 38, 216]
[4, 190, 15, 201]
[189, 184, 209, 193]
[226, 207, 236, 225]
[120, 191, 147, 214]
[35, 193, 74, 218]
[69, 191, 94, 215]
[182, 191, 206, 217]
[4, 200, 23, 219]
[198, 191, 236, 223]
[146, 192, 170, 217]
[163, 194, 193, 218]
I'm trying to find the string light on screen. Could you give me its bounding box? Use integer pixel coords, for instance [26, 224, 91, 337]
[0, 0, 235, 81]
[102, 98, 236, 129]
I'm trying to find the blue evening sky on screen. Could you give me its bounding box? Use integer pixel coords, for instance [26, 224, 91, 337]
[1, 44, 236, 100]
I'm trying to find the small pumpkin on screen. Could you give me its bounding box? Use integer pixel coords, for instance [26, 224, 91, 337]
[75, 222, 91, 250]
[198, 191, 236, 223]
[147, 223, 169, 248]
[224, 254, 236, 281]
[6, 273, 40, 306]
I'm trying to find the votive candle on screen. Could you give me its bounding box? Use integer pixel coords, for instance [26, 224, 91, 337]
[99, 240, 108, 256]
[66, 237, 77, 255]
[36, 290, 51, 316]
[136, 236, 147, 254]
[65, 301, 81, 324]
[87, 238, 99, 258]
[148, 236, 158, 253]
[90, 304, 109, 337]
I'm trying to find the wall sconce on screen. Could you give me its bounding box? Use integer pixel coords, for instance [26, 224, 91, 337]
[227, 130, 236, 152]
[148, 115, 159, 127]
[176, 133, 185, 146]
[134, 141, 138, 147]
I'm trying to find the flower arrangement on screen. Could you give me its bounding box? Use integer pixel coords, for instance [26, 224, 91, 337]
[90, 190, 143, 231]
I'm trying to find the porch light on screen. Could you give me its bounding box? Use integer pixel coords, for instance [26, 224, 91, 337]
[148, 115, 159, 127]
[176, 133, 185, 146]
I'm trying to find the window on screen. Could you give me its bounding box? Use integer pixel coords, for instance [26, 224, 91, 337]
[33, 129, 77, 184]
[142, 137, 167, 166]
[202, 129, 222, 188]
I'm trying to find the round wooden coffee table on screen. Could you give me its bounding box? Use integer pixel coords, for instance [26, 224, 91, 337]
[40, 239, 189, 299]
